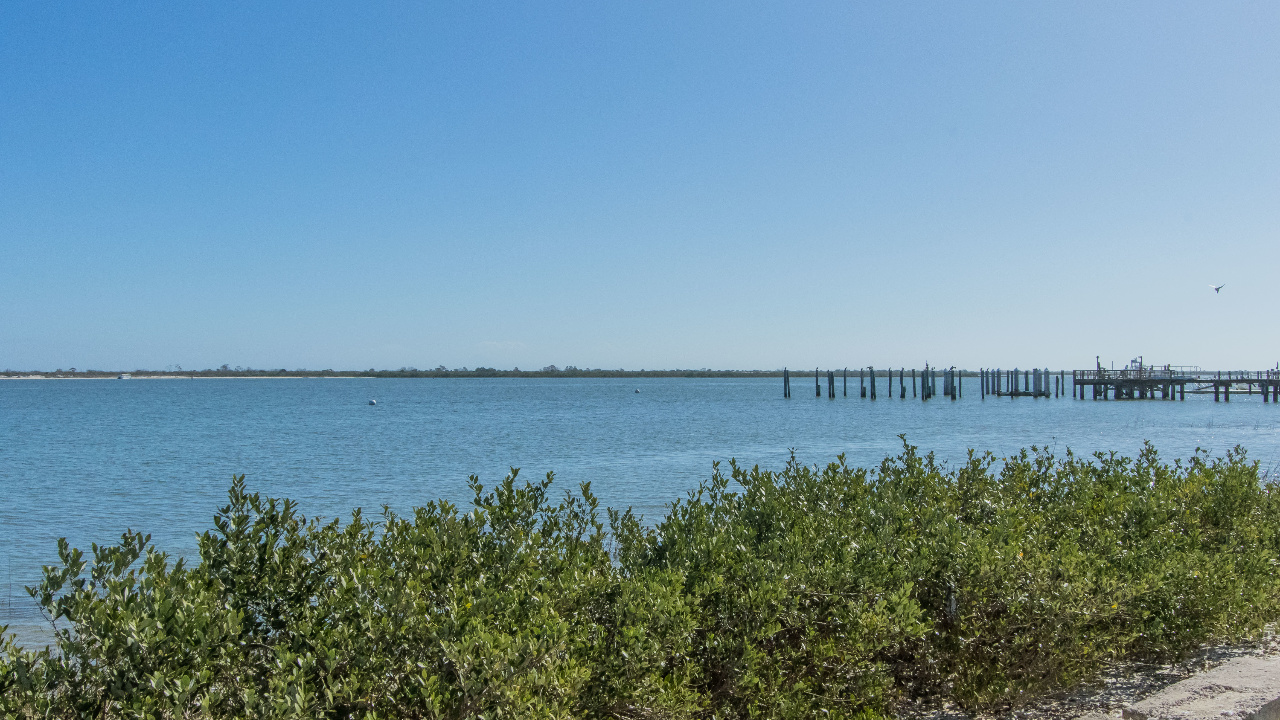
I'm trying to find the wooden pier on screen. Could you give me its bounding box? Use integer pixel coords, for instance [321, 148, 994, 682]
[1072, 360, 1280, 402]
[782, 360, 1280, 403]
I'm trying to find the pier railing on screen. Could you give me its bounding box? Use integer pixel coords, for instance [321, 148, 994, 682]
[1074, 369, 1279, 384]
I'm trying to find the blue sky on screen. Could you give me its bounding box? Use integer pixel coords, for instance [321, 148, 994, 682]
[2, 2, 1276, 371]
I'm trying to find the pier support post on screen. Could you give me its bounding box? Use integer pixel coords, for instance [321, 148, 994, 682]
[784, 368, 790, 398]
[843, 368, 847, 397]
[816, 368, 821, 398]
[860, 369, 866, 398]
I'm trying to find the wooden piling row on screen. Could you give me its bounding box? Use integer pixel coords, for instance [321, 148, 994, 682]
[786, 365, 1279, 406]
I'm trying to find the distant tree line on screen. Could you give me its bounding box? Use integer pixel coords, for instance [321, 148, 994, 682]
[0, 367, 790, 379]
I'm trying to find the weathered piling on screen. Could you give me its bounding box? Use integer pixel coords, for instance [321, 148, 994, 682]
[816, 368, 821, 398]
[843, 368, 847, 397]
[900, 368, 906, 399]
[869, 366, 877, 400]
[860, 369, 866, 398]
[783, 367, 790, 398]
[912, 369, 917, 398]
[827, 370, 835, 399]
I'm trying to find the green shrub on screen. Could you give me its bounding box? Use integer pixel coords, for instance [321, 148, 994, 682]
[3, 442, 1278, 718]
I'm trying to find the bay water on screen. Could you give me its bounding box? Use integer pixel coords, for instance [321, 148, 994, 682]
[3, 376, 1279, 646]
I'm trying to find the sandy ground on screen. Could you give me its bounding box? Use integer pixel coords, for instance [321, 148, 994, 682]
[899, 629, 1280, 720]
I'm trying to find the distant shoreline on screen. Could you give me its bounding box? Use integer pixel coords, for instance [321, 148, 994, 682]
[1, 369, 787, 380]
[0, 368, 987, 380]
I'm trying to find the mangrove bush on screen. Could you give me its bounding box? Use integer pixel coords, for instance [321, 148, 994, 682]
[2, 442, 1278, 718]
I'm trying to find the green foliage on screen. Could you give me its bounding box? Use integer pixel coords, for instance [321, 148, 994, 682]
[3, 443, 1279, 718]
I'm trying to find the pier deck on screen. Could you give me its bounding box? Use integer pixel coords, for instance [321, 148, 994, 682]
[1072, 366, 1279, 402]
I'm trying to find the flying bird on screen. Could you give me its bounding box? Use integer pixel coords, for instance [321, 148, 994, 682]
[1211, 284, 1225, 294]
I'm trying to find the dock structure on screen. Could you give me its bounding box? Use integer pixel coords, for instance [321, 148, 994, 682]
[1073, 359, 1280, 402]
[784, 360, 1280, 403]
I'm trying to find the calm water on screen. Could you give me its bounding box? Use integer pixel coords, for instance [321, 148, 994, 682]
[4, 376, 1280, 645]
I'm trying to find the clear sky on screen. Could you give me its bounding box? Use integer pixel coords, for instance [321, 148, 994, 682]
[2, 2, 1276, 372]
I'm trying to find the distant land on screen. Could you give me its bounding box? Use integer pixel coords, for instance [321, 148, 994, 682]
[1, 366, 788, 379]
[1, 366, 997, 379]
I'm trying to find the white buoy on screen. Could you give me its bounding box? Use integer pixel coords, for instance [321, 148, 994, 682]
[368, 399, 377, 405]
